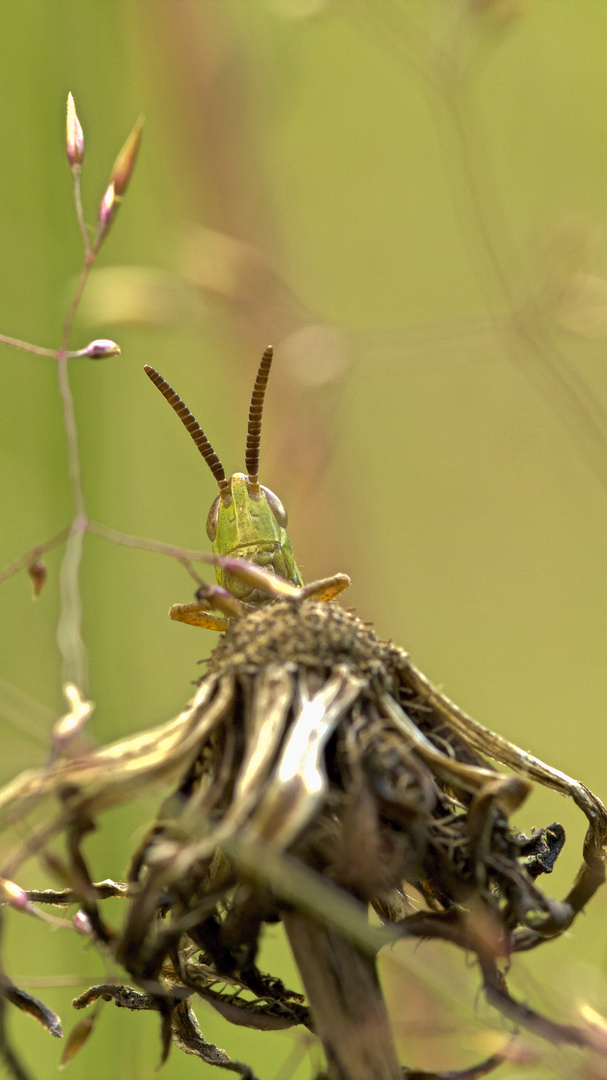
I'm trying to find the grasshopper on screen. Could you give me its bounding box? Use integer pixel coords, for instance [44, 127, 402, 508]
[144, 346, 349, 632]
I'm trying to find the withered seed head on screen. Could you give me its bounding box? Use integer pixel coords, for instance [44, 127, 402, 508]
[209, 598, 400, 686]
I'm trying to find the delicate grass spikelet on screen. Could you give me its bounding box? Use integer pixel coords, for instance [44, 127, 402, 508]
[95, 115, 143, 248]
[65, 92, 84, 173]
[110, 114, 144, 197]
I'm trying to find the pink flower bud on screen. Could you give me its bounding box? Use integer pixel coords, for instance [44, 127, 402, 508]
[67, 339, 121, 360]
[97, 181, 116, 234]
[73, 910, 93, 936]
[84, 339, 121, 359]
[66, 92, 84, 171]
[0, 877, 30, 911]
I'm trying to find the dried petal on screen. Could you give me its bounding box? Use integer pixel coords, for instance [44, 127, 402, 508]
[59, 1014, 96, 1068]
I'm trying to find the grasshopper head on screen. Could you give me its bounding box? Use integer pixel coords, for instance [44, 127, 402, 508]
[206, 474, 288, 547]
[144, 347, 302, 600]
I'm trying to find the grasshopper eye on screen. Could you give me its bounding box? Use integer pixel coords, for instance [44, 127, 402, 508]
[261, 485, 288, 528]
[206, 494, 221, 541]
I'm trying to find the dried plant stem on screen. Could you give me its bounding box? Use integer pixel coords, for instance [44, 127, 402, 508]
[283, 913, 401, 1080]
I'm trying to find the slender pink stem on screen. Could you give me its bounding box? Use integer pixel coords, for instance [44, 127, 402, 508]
[87, 521, 210, 584]
[0, 334, 58, 358]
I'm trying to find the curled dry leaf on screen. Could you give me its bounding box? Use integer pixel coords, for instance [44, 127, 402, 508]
[2, 976, 63, 1039]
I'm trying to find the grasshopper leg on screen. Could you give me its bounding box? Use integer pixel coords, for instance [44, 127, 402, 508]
[169, 573, 350, 632]
[170, 583, 246, 632]
[169, 602, 230, 632]
[300, 573, 351, 603]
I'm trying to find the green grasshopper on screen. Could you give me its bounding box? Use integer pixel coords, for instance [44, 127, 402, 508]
[144, 346, 349, 632]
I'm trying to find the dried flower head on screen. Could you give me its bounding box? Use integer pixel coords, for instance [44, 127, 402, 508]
[1, 596, 605, 1075]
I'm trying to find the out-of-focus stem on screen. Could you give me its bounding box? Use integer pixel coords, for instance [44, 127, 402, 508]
[57, 518, 87, 692]
[55, 248, 96, 692]
[0, 335, 58, 357]
[61, 257, 93, 357]
[87, 521, 207, 583]
[72, 171, 91, 256]
[283, 912, 401, 1080]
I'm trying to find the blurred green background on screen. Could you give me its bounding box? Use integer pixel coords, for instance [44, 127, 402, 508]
[1, 1, 607, 1077]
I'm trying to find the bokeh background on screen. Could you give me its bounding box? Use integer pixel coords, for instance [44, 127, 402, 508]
[1, 1, 607, 1077]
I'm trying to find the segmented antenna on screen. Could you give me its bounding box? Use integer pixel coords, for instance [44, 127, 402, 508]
[143, 365, 229, 493]
[245, 345, 273, 487]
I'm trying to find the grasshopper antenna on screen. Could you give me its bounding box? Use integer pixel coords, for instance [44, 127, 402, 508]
[245, 345, 273, 491]
[143, 365, 229, 494]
